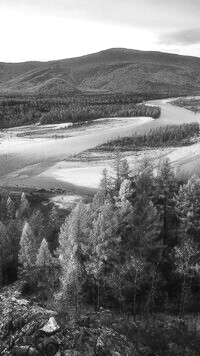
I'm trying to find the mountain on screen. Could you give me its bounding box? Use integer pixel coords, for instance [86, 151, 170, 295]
[0, 48, 200, 95]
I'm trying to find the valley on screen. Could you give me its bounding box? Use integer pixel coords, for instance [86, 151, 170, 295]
[1, 47, 200, 356]
[1, 96, 200, 199]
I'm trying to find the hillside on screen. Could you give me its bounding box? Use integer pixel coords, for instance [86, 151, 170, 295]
[0, 48, 200, 95]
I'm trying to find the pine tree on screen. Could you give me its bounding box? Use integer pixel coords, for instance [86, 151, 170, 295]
[16, 192, 30, 219]
[135, 155, 154, 197]
[99, 168, 113, 197]
[36, 238, 52, 267]
[175, 174, 200, 243]
[112, 150, 130, 192]
[6, 196, 15, 220]
[155, 158, 177, 245]
[123, 193, 163, 314]
[18, 221, 35, 269]
[125, 193, 161, 257]
[58, 202, 92, 315]
[87, 199, 120, 308]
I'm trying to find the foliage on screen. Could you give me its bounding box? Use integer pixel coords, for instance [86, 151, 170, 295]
[100, 122, 200, 150]
[0, 94, 161, 128]
[18, 222, 35, 269]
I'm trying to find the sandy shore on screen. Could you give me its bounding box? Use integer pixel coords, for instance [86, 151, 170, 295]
[1, 97, 200, 191]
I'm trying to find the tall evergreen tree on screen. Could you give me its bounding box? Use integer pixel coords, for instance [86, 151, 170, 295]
[175, 174, 200, 243]
[112, 150, 130, 192]
[36, 238, 52, 267]
[155, 158, 177, 245]
[58, 202, 92, 314]
[18, 221, 35, 269]
[6, 196, 15, 220]
[87, 199, 120, 308]
[99, 168, 113, 197]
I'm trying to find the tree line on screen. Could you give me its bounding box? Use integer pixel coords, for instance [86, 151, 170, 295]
[100, 122, 200, 150]
[0, 94, 161, 128]
[40, 103, 161, 125]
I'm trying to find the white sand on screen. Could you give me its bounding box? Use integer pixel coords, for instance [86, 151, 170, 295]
[1, 96, 200, 189]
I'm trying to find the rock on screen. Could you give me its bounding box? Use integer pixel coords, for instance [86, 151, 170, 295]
[39, 317, 60, 335]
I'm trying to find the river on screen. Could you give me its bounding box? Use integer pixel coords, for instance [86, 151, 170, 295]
[0, 97, 200, 190]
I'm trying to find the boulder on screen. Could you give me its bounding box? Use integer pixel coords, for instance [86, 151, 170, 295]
[39, 317, 60, 335]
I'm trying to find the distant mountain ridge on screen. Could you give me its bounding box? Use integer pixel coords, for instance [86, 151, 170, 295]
[0, 48, 200, 95]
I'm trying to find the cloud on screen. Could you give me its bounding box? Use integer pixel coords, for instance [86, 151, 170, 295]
[158, 28, 200, 46]
[2, 0, 200, 31]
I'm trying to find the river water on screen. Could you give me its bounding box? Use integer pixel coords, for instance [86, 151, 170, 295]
[0, 97, 200, 189]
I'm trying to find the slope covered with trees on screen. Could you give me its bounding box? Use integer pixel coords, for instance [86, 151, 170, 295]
[2, 155, 200, 354]
[1, 154, 200, 320]
[1, 48, 200, 95]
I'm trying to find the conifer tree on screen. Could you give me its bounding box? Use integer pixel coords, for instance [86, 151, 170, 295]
[36, 238, 52, 267]
[6, 196, 15, 220]
[156, 158, 177, 245]
[175, 174, 200, 243]
[135, 155, 154, 197]
[17, 192, 30, 219]
[99, 168, 113, 197]
[18, 221, 35, 269]
[87, 199, 120, 308]
[58, 202, 92, 314]
[125, 193, 161, 256]
[112, 150, 130, 192]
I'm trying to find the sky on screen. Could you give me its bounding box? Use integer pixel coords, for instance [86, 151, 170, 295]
[0, 0, 200, 62]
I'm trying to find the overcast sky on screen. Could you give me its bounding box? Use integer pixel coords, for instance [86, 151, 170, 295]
[0, 0, 200, 62]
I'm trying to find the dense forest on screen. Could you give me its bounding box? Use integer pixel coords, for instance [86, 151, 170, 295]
[2, 155, 200, 353]
[1, 154, 200, 319]
[40, 103, 161, 125]
[0, 93, 162, 128]
[100, 123, 200, 150]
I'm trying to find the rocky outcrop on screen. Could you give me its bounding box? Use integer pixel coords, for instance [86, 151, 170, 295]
[0, 283, 138, 356]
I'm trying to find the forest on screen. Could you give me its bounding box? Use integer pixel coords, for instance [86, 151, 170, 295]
[2, 154, 200, 353]
[100, 122, 200, 150]
[0, 93, 161, 128]
[1, 154, 200, 319]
